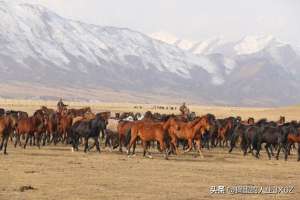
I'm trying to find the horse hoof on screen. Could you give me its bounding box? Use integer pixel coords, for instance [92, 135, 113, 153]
[147, 155, 153, 159]
[71, 148, 74, 152]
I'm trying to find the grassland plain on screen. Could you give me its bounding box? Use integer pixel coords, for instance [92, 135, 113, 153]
[0, 99, 299, 200]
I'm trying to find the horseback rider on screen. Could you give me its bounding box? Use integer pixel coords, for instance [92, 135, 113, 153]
[179, 102, 190, 116]
[57, 98, 67, 113]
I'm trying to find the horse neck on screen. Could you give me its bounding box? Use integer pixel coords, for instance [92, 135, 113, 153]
[187, 117, 202, 128]
[192, 119, 206, 131]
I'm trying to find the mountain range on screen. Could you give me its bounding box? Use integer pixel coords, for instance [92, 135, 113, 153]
[0, 1, 299, 106]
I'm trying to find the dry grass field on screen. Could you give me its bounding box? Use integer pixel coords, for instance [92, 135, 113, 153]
[0, 99, 300, 200]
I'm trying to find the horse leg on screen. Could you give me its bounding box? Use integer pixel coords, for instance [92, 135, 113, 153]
[18, 133, 22, 147]
[158, 139, 168, 160]
[53, 132, 58, 145]
[132, 142, 137, 155]
[88, 140, 96, 151]
[37, 133, 41, 149]
[284, 143, 291, 161]
[229, 134, 237, 153]
[119, 135, 123, 153]
[0, 135, 4, 151]
[3, 134, 8, 155]
[225, 138, 229, 148]
[142, 141, 147, 157]
[24, 133, 30, 149]
[101, 129, 105, 141]
[84, 137, 89, 153]
[297, 143, 300, 162]
[184, 139, 193, 153]
[243, 142, 248, 156]
[127, 135, 137, 156]
[42, 132, 46, 146]
[195, 139, 204, 158]
[255, 142, 261, 159]
[14, 133, 19, 148]
[104, 133, 109, 148]
[288, 143, 293, 155]
[276, 143, 282, 160]
[29, 135, 32, 146]
[171, 137, 179, 155]
[265, 144, 271, 160]
[95, 136, 101, 153]
[270, 145, 274, 156]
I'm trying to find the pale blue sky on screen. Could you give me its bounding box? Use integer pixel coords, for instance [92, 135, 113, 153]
[21, 0, 300, 47]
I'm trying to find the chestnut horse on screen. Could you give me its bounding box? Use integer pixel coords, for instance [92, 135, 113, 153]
[126, 120, 170, 159]
[15, 115, 45, 149]
[285, 132, 300, 161]
[164, 115, 211, 157]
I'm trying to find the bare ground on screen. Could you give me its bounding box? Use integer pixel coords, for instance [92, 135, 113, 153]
[1, 100, 300, 199]
[0, 143, 299, 200]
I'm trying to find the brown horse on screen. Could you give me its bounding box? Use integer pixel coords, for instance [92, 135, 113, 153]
[164, 115, 211, 157]
[15, 115, 45, 149]
[284, 128, 300, 161]
[0, 116, 14, 154]
[217, 119, 233, 147]
[67, 107, 91, 117]
[117, 120, 135, 152]
[44, 113, 59, 145]
[126, 120, 169, 159]
[58, 114, 73, 143]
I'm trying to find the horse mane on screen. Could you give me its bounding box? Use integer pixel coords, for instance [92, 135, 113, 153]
[187, 116, 204, 128]
[256, 118, 267, 125]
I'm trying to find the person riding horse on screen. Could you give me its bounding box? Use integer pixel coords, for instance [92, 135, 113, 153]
[179, 102, 190, 116]
[57, 98, 68, 114]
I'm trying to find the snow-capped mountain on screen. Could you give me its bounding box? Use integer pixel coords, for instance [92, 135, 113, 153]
[0, 1, 300, 106]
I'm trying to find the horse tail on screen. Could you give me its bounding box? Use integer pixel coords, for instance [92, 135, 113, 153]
[124, 128, 131, 147]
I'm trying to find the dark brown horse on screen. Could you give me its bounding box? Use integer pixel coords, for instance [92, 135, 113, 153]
[67, 107, 91, 117]
[44, 113, 59, 145]
[0, 116, 14, 154]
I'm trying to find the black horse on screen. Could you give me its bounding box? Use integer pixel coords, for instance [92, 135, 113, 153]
[276, 122, 300, 161]
[228, 123, 248, 153]
[70, 115, 106, 153]
[252, 126, 281, 159]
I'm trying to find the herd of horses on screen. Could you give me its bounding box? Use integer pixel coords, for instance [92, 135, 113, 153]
[0, 106, 300, 162]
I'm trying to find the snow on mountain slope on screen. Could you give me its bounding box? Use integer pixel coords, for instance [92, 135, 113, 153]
[233, 35, 285, 55]
[0, 1, 223, 82]
[1, 1, 300, 106]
